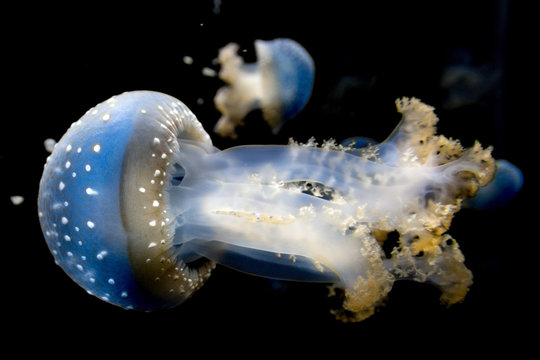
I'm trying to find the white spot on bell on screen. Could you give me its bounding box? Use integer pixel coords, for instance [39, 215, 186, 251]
[86, 188, 99, 196]
[93, 144, 101, 153]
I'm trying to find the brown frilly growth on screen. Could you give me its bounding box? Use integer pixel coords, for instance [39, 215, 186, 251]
[335, 98, 496, 322]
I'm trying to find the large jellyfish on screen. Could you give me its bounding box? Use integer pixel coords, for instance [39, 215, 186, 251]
[38, 91, 520, 321]
[213, 38, 314, 138]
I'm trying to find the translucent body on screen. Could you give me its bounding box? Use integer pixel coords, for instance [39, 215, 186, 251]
[39, 91, 518, 321]
[214, 38, 314, 138]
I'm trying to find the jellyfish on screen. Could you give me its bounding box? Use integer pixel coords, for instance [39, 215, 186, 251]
[213, 38, 315, 138]
[464, 160, 523, 210]
[38, 91, 520, 321]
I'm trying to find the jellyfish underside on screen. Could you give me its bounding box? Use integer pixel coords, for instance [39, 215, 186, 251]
[167, 98, 495, 321]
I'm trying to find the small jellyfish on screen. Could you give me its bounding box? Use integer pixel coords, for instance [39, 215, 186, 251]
[213, 38, 315, 138]
[464, 160, 523, 210]
[38, 91, 520, 321]
[440, 50, 500, 110]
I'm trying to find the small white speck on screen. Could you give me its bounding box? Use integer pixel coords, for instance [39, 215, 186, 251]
[67, 251, 73, 257]
[202, 67, 217, 77]
[96, 250, 108, 260]
[140, 109, 147, 114]
[64, 235, 71, 241]
[86, 188, 99, 196]
[148, 242, 157, 248]
[61, 217, 69, 224]
[65, 161, 71, 169]
[66, 144, 72, 152]
[10, 196, 24, 205]
[89, 277, 96, 283]
[63, 201, 69, 207]
[85, 164, 91, 172]
[87, 221, 95, 228]
[183, 55, 193, 65]
[152, 200, 160, 207]
[72, 172, 77, 178]
[77, 147, 82, 153]
[102, 113, 111, 121]
[75, 226, 80, 232]
[153, 137, 161, 145]
[153, 169, 161, 177]
[149, 220, 157, 227]
[161, 153, 167, 159]
[91, 109, 98, 115]
[76, 264, 84, 271]
[121, 291, 128, 298]
[108, 278, 115, 285]
[44, 138, 57, 153]
[59, 181, 65, 191]
[93, 144, 101, 153]
[139, 187, 146, 193]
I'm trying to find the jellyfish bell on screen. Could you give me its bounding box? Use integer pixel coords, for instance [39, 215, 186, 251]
[39, 91, 520, 321]
[214, 38, 315, 138]
[38, 91, 216, 310]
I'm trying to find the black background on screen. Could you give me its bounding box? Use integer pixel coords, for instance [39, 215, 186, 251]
[2, 1, 533, 356]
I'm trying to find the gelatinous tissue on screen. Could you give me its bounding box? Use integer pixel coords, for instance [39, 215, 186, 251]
[38, 90, 521, 321]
